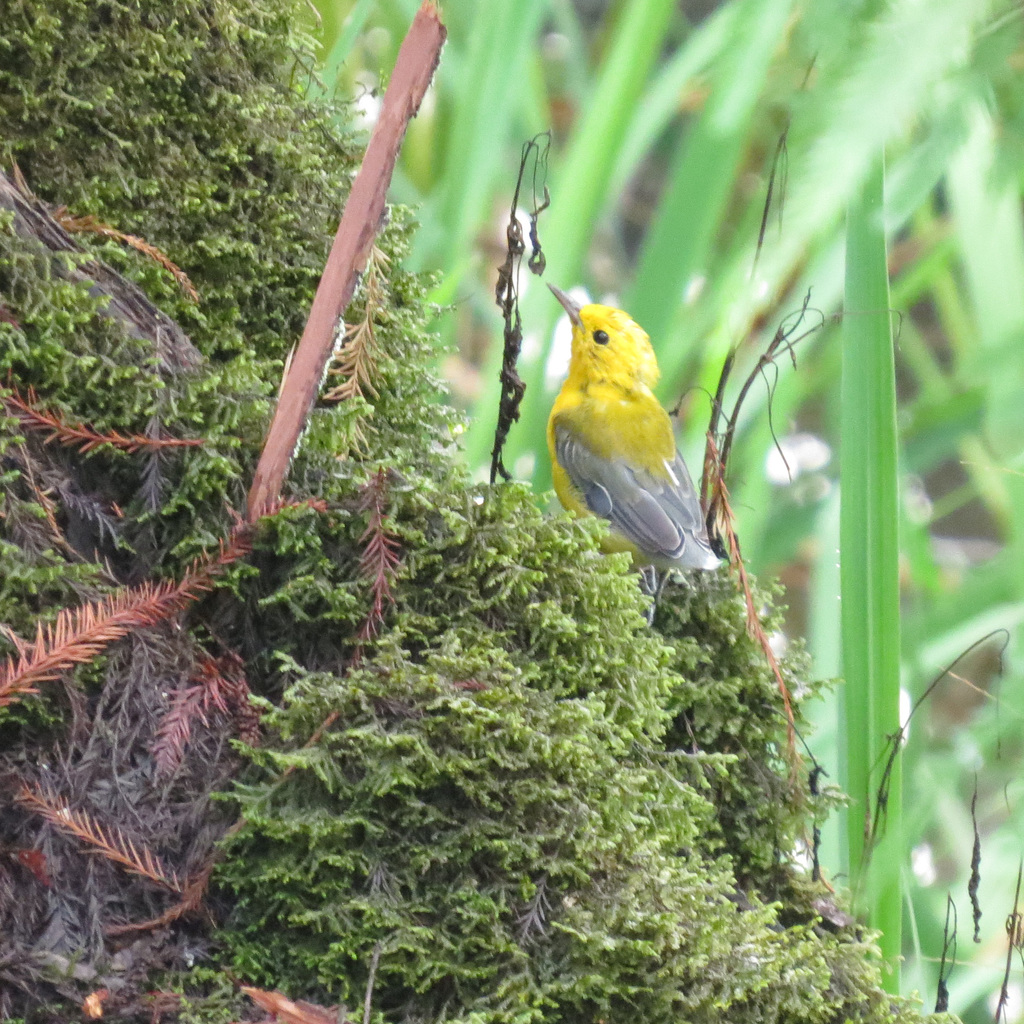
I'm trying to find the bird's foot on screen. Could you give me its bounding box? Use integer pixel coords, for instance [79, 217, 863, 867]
[639, 565, 673, 625]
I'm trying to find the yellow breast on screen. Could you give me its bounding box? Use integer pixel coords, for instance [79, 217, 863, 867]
[547, 379, 678, 558]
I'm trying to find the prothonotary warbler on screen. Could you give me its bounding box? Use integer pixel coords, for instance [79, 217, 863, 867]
[547, 284, 719, 572]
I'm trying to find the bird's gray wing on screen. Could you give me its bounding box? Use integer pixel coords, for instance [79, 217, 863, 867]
[554, 424, 717, 568]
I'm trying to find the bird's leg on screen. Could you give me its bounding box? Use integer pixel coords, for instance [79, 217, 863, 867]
[638, 564, 659, 596]
[638, 565, 660, 624]
[638, 566, 678, 625]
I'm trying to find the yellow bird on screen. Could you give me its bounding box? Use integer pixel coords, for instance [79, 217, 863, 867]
[546, 285, 719, 572]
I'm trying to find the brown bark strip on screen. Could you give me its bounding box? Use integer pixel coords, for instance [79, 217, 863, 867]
[247, 2, 446, 521]
[0, 170, 201, 373]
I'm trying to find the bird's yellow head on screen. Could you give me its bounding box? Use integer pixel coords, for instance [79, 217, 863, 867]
[549, 285, 659, 389]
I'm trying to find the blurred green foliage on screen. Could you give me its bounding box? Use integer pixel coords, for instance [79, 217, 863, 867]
[312, 1, 1024, 1020]
[0, 0, 949, 1019]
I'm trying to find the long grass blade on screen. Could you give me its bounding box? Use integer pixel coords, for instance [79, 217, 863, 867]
[841, 156, 902, 985]
[627, 0, 796, 368]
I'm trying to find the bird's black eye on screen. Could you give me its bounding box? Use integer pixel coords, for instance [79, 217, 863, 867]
[593, 329, 609, 345]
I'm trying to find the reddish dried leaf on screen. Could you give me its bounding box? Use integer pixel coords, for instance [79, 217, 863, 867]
[83, 988, 109, 1019]
[14, 847, 51, 886]
[241, 988, 341, 1024]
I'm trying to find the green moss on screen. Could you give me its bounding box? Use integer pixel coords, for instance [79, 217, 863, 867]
[654, 573, 815, 883]
[216, 484, 921, 1023]
[0, 1, 945, 1022]
[0, 0, 348, 364]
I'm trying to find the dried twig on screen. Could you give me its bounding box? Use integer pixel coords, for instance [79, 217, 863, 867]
[6, 441, 79, 561]
[694, 295, 833, 769]
[995, 861, 1023, 1023]
[16, 785, 182, 892]
[104, 860, 217, 937]
[969, 777, 982, 942]
[863, 631, 1008, 867]
[935, 894, 956, 1013]
[701, 290, 826, 522]
[363, 942, 382, 1024]
[247, 1, 446, 520]
[703, 433, 798, 764]
[490, 132, 550, 483]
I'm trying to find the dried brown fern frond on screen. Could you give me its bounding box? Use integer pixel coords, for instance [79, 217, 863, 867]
[152, 649, 260, 775]
[53, 208, 199, 302]
[0, 581, 198, 707]
[0, 498, 324, 708]
[152, 684, 211, 778]
[0, 529, 252, 708]
[16, 785, 182, 892]
[355, 468, 402, 646]
[1, 383, 204, 454]
[323, 245, 390, 403]
[326, 319, 379, 404]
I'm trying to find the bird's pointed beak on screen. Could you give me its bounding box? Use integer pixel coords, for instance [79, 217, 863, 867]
[548, 284, 583, 329]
